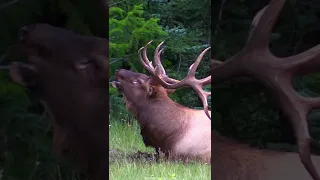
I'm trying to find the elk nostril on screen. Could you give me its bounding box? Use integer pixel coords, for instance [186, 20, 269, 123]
[19, 26, 29, 41]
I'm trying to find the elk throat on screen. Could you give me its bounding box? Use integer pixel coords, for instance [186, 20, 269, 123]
[136, 98, 190, 150]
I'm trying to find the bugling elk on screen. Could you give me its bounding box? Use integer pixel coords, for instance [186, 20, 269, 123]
[10, 24, 109, 180]
[114, 0, 320, 179]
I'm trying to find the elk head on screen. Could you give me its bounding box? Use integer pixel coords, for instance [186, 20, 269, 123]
[9, 24, 109, 179]
[10, 24, 108, 102]
[113, 70, 155, 104]
[113, 69, 175, 110]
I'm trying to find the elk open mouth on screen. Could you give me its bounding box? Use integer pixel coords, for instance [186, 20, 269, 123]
[111, 81, 123, 92]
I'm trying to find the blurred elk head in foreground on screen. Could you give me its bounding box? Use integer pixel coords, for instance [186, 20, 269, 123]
[9, 24, 109, 180]
[112, 41, 212, 163]
[209, 0, 320, 179]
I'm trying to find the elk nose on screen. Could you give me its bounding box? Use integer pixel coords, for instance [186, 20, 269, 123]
[19, 26, 29, 41]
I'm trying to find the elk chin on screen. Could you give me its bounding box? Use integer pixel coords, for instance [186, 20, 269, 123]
[10, 61, 38, 87]
[10, 61, 45, 97]
[112, 80, 139, 115]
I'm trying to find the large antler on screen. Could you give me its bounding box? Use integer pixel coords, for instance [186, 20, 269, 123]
[212, 0, 320, 179]
[138, 41, 211, 119]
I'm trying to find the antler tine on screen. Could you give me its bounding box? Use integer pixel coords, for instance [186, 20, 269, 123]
[138, 42, 155, 75]
[142, 40, 155, 68]
[154, 41, 167, 76]
[188, 47, 212, 86]
[186, 72, 211, 86]
[138, 41, 179, 84]
[196, 87, 211, 119]
[188, 47, 211, 76]
[199, 75, 211, 86]
[139, 47, 150, 66]
[156, 48, 181, 84]
[246, 0, 285, 49]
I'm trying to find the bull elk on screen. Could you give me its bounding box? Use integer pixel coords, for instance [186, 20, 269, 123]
[112, 41, 212, 163]
[9, 24, 109, 180]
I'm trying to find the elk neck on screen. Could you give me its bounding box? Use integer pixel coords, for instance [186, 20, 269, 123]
[41, 87, 109, 176]
[42, 87, 109, 132]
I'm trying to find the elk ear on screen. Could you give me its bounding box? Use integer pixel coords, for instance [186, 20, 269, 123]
[75, 54, 108, 82]
[147, 86, 155, 97]
[9, 62, 38, 86]
[142, 77, 156, 97]
[88, 39, 108, 74]
[90, 54, 108, 72]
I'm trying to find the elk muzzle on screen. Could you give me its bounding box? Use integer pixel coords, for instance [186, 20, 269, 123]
[112, 69, 149, 92]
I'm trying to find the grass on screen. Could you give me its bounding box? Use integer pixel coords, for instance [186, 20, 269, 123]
[109, 109, 211, 180]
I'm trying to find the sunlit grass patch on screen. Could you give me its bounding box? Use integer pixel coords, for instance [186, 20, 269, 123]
[109, 160, 211, 180]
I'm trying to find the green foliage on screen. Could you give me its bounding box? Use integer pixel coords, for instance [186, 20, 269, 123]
[109, 4, 168, 74]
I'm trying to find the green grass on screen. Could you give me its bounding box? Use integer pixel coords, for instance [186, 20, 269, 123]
[109, 108, 211, 180]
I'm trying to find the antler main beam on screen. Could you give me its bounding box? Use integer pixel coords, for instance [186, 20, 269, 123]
[212, 0, 320, 179]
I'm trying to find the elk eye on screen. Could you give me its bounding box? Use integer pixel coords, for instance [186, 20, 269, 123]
[133, 80, 139, 85]
[77, 57, 91, 70]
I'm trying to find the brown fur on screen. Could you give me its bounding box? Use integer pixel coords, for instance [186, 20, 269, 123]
[212, 132, 320, 180]
[113, 69, 211, 163]
[10, 24, 109, 180]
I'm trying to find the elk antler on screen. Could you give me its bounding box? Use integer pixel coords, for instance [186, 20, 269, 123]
[212, 0, 320, 179]
[138, 41, 211, 120]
